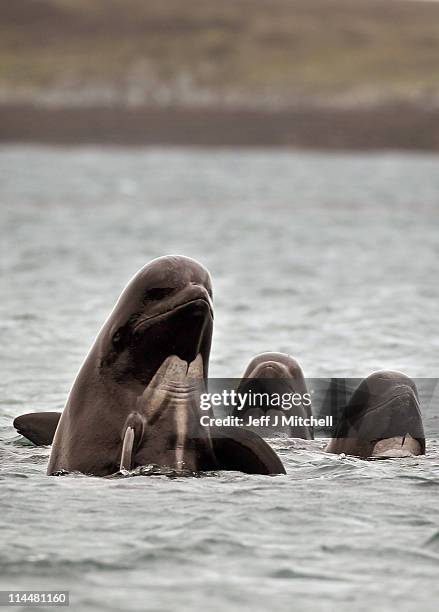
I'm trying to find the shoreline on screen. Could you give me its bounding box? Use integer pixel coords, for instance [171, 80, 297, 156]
[1, 103, 439, 150]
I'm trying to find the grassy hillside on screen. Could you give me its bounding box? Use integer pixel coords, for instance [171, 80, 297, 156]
[1, 0, 439, 107]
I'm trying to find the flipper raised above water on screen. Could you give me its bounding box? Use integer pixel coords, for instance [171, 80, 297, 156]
[211, 425, 286, 474]
[13, 411, 61, 446]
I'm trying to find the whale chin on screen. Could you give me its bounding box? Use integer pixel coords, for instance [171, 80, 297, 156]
[371, 435, 422, 458]
[118, 354, 212, 473]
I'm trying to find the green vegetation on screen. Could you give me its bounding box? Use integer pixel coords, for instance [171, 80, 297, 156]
[1, 0, 439, 105]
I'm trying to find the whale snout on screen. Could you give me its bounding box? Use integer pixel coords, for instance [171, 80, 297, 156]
[134, 283, 213, 330]
[175, 283, 213, 320]
[247, 361, 290, 379]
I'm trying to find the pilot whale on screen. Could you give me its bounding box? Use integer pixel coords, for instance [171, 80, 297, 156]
[14, 256, 285, 476]
[233, 352, 314, 439]
[325, 371, 425, 458]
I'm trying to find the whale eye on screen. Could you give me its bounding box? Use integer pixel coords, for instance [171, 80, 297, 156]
[143, 287, 174, 301]
[112, 330, 123, 348]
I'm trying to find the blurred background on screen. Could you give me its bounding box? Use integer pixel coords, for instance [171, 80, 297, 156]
[1, 0, 439, 148]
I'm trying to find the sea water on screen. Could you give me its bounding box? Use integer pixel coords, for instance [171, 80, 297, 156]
[1, 146, 438, 611]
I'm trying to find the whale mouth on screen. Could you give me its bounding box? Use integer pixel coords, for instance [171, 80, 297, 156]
[247, 361, 290, 379]
[125, 296, 213, 387]
[133, 296, 213, 333]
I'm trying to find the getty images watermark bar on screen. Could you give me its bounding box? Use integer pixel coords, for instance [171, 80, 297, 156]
[0, 592, 69, 607]
[194, 377, 439, 435]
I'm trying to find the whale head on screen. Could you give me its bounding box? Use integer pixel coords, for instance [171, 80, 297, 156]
[97, 255, 213, 390]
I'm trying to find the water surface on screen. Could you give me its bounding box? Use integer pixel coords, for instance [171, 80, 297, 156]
[1, 147, 439, 611]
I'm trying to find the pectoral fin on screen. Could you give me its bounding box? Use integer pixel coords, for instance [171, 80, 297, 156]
[211, 426, 286, 475]
[13, 412, 61, 446]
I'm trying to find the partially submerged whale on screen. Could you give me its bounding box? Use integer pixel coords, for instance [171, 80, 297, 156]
[13, 257, 425, 467]
[14, 256, 285, 476]
[325, 371, 425, 458]
[233, 352, 314, 439]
